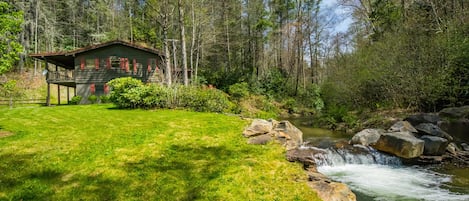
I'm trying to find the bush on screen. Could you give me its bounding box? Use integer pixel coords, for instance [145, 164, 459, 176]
[228, 82, 250, 100]
[88, 95, 98, 104]
[107, 77, 144, 108]
[106, 78, 234, 112]
[69, 96, 82, 105]
[99, 95, 110, 103]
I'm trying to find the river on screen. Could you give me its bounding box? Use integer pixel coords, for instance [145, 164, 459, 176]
[287, 118, 469, 201]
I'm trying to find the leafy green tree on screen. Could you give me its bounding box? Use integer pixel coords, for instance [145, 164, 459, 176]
[0, 2, 23, 74]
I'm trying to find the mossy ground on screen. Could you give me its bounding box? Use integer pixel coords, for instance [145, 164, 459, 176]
[0, 104, 320, 200]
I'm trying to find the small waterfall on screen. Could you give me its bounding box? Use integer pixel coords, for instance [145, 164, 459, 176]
[302, 144, 469, 201]
[306, 144, 402, 167]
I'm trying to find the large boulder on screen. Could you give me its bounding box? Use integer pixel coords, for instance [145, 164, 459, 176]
[286, 148, 326, 168]
[404, 113, 440, 126]
[273, 120, 303, 150]
[388, 121, 418, 133]
[439, 105, 469, 119]
[420, 135, 449, 156]
[247, 134, 273, 145]
[307, 172, 357, 201]
[415, 123, 453, 141]
[439, 118, 469, 143]
[243, 119, 303, 150]
[372, 132, 424, 158]
[350, 129, 384, 146]
[243, 119, 275, 137]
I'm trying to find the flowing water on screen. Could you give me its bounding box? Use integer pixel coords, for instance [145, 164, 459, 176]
[287, 118, 469, 201]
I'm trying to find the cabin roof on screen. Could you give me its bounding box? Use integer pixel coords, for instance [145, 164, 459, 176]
[30, 40, 164, 70]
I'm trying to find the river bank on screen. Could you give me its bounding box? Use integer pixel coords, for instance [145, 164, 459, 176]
[284, 105, 469, 200]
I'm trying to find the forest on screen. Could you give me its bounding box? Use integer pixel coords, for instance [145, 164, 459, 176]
[1, 0, 468, 126]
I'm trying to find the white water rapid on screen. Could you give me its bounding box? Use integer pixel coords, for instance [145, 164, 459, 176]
[308, 145, 469, 201]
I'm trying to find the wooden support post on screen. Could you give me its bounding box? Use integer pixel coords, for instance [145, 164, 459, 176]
[67, 86, 70, 104]
[57, 84, 60, 105]
[45, 60, 51, 106]
[74, 87, 77, 96]
[46, 83, 51, 106]
[56, 65, 60, 105]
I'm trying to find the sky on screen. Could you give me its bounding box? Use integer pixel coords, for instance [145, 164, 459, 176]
[321, 0, 353, 33]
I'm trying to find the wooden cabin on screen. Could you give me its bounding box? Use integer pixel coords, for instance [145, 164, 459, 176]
[30, 40, 165, 104]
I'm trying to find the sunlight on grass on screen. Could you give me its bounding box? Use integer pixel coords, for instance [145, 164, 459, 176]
[0, 105, 320, 200]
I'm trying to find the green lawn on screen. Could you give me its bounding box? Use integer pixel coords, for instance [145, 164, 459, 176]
[0, 105, 319, 201]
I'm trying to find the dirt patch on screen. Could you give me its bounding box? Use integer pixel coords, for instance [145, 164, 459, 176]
[0, 131, 14, 138]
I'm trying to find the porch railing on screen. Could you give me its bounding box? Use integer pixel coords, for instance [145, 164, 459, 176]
[47, 70, 75, 82]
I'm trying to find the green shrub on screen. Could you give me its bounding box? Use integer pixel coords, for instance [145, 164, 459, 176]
[228, 82, 250, 100]
[107, 77, 144, 108]
[283, 97, 297, 113]
[106, 78, 234, 112]
[88, 95, 98, 104]
[99, 95, 110, 103]
[69, 96, 82, 105]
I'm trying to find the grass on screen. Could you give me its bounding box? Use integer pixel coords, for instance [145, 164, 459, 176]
[0, 104, 320, 201]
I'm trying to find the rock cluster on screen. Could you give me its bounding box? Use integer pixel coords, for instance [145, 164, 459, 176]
[243, 119, 303, 150]
[243, 119, 356, 201]
[350, 105, 469, 165]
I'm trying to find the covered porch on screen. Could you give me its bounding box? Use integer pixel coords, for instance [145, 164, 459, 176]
[30, 52, 77, 106]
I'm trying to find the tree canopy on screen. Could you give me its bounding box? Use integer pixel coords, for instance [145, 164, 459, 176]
[0, 2, 23, 75]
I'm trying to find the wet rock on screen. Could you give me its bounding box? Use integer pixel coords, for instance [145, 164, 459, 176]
[372, 132, 424, 158]
[439, 118, 469, 143]
[420, 135, 449, 156]
[247, 134, 273, 145]
[446, 142, 461, 155]
[461, 143, 469, 151]
[273, 120, 303, 150]
[388, 121, 418, 133]
[415, 123, 453, 141]
[307, 172, 357, 201]
[439, 105, 469, 119]
[404, 113, 440, 126]
[350, 128, 384, 146]
[403, 155, 444, 165]
[242, 119, 276, 137]
[286, 148, 325, 168]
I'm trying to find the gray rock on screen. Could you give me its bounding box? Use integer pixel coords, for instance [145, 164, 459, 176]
[247, 134, 273, 145]
[286, 148, 326, 167]
[388, 121, 418, 133]
[243, 119, 275, 137]
[415, 123, 453, 141]
[439, 118, 469, 143]
[372, 132, 424, 158]
[350, 129, 384, 146]
[446, 142, 461, 155]
[404, 113, 440, 126]
[439, 105, 469, 119]
[461, 143, 469, 151]
[273, 120, 303, 150]
[307, 179, 357, 201]
[420, 135, 449, 156]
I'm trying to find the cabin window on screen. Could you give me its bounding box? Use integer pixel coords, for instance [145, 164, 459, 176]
[147, 58, 158, 72]
[94, 58, 100, 70]
[80, 57, 85, 70]
[109, 56, 120, 69]
[86, 59, 95, 69]
[95, 84, 104, 95]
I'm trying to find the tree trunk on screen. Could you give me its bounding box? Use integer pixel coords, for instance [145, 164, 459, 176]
[178, 0, 189, 85]
[162, 7, 172, 86]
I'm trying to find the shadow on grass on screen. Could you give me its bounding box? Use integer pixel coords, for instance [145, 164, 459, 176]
[124, 144, 234, 200]
[0, 152, 125, 201]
